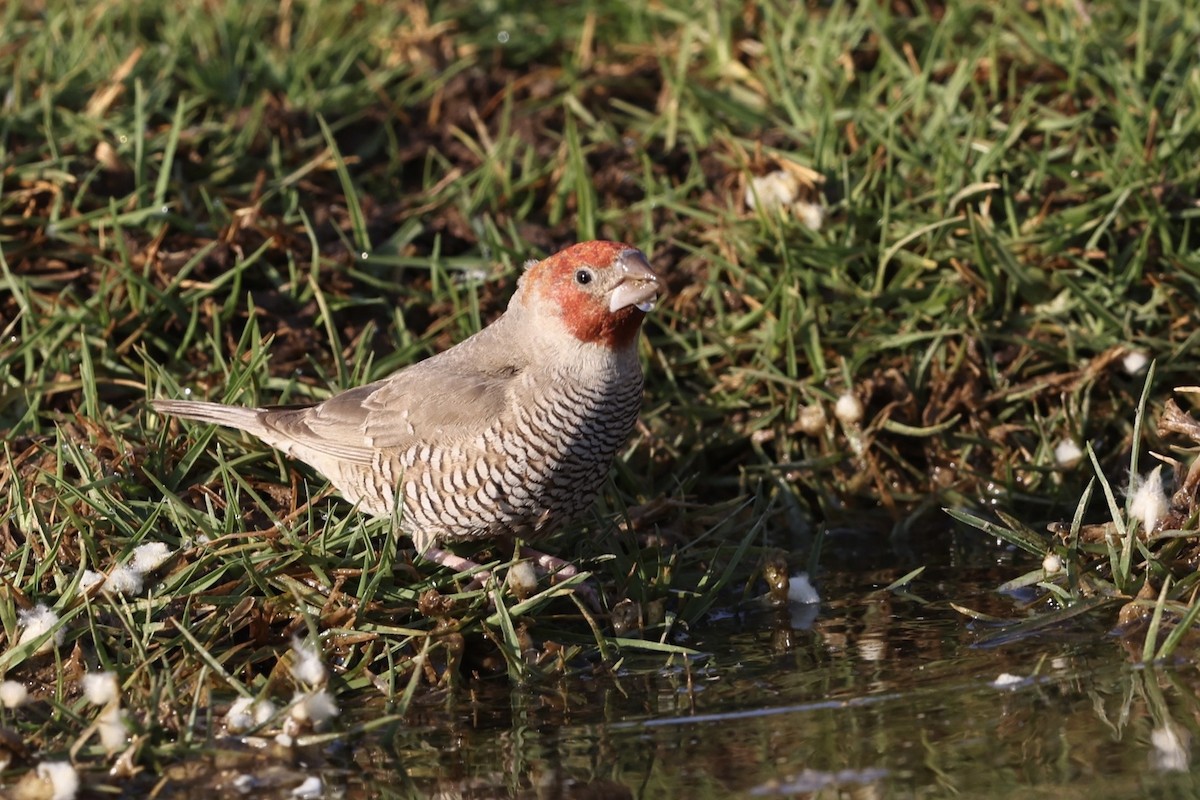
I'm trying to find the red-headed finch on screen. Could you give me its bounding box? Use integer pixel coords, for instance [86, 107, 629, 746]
[152, 241, 661, 602]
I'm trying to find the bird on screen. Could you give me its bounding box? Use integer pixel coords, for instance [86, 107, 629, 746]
[152, 240, 661, 602]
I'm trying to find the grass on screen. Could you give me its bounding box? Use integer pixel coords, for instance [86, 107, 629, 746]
[4, 0, 1200, 794]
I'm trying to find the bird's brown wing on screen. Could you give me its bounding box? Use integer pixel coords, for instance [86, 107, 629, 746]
[258, 361, 518, 464]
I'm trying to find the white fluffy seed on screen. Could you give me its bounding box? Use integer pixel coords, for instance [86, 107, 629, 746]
[1130, 466, 1169, 534]
[225, 698, 255, 733]
[253, 698, 277, 726]
[225, 697, 277, 733]
[796, 403, 827, 436]
[96, 706, 129, 753]
[17, 604, 63, 653]
[81, 672, 120, 706]
[79, 571, 105, 592]
[102, 565, 144, 596]
[0, 680, 28, 709]
[1042, 553, 1063, 575]
[793, 200, 826, 231]
[834, 393, 864, 426]
[507, 561, 539, 599]
[1122, 350, 1149, 375]
[1054, 439, 1083, 468]
[35, 761, 79, 800]
[1151, 725, 1189, 772]
[786, 572, 820, 605]
[290, 637, 326, 687]
[289, 689, 338, 727]
[130, 542, 173, 573]
[746, 170, 799, 212]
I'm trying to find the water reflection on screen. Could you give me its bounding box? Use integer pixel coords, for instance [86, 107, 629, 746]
[329, 567, 1200, 798]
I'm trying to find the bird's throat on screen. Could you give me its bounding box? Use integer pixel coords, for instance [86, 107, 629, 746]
[561, 300, 644, 350]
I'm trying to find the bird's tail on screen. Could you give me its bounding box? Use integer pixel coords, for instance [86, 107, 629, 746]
[151, 399, 269, 437]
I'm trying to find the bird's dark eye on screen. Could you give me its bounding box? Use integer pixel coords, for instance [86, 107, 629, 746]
[575, 269, 593, 285]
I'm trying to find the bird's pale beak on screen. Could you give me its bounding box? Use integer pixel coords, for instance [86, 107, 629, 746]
[608, 249, 661, 313]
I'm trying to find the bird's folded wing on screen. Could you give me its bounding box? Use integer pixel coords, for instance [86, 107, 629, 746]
[258, 363, 518, 463]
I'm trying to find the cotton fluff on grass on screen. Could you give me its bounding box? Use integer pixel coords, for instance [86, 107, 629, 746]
[1054, 439, 1083, 468]
[506, 560, 539, 599]
[746, 171, 798, 212]
[835, 392, 866, 457]
[285, 638, 338, 736]
[80, 673, 127, 753]
[1151, 725, 1190, 773]
[96, 706, 129, 754]
[0, 681, 28, 709]
[130, 542, 172, 572]
[787, 573, 820, 605]
[81, 542, 175, 596]
[102, 565, 144, 596]
[225, 697, 277, 733]
[1130, 466, 1169, 534]
[290, 637, 327, 687]
[16, 604, 62, 653]
[796, 403, 827, 437]
[834, 393, 864, 425]
[222, 639, 339, 742]
[745, 170, 826, 230]
[289, 689, 339, 727]
[16, 761, 80, 800]
[992, 673, 1024, 689]
[81, 672, 120, 706]
[1122, 350, 1149, 375]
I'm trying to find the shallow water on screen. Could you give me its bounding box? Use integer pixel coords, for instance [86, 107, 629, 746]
[332, 566, 1200, 799]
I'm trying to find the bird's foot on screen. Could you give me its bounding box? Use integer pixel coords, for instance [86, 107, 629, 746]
[519, 546, 602, 611]
[419, 546, 601, 612]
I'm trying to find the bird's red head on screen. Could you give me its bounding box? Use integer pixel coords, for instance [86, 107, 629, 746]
[520, 241, 661, 350]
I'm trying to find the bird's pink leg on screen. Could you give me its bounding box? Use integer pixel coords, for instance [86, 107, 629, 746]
[519, 547, 601, 610]
[519, 547, 580, 579]
[420, 547, 492, 590]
